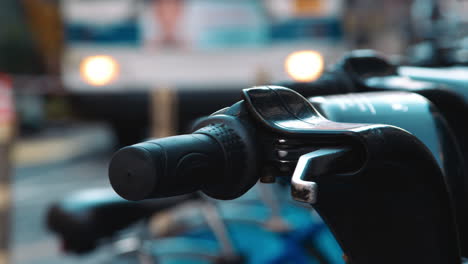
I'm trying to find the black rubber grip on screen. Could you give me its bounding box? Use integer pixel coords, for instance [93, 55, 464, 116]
[109, 134, 224, 201]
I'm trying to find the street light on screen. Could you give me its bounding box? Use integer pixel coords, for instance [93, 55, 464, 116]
[80, 55, 119, 86]
[285, 50, 324, 82]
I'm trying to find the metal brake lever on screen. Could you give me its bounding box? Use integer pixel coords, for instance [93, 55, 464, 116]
[291, 148, 350, 204]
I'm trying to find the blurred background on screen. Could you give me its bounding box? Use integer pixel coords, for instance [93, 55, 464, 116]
[0, 0, 467, 263]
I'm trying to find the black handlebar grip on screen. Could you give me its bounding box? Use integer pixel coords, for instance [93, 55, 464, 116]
[109, 133, 224, 201]
[110, 115, 258, 201]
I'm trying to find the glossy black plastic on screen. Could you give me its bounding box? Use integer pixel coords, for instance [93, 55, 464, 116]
[281, 51, 468, 255]
[242, 86, 460, 263]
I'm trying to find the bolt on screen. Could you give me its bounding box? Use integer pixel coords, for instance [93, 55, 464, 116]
[260, 175, 276, 183]
[260, 166, 276, 183]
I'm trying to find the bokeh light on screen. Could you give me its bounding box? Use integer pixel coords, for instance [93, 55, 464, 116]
[80, 55, 119, 86]
[285, 50, 324, 82]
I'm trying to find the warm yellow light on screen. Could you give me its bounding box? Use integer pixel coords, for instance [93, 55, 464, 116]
[285, 50, 324, 82]
[80, 55, 119, 86]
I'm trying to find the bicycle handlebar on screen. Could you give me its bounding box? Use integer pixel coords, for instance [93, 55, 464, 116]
[109, 111, 258, 201]
[107, 52, 464, 263]
[109, 134, 224, 201]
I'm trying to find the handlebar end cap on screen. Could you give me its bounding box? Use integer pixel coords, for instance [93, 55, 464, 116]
[109, 144, 160, 201]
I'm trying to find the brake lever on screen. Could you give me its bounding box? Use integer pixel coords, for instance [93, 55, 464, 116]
[291, 148, 349, 204]
[236, 86, 461, 263]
